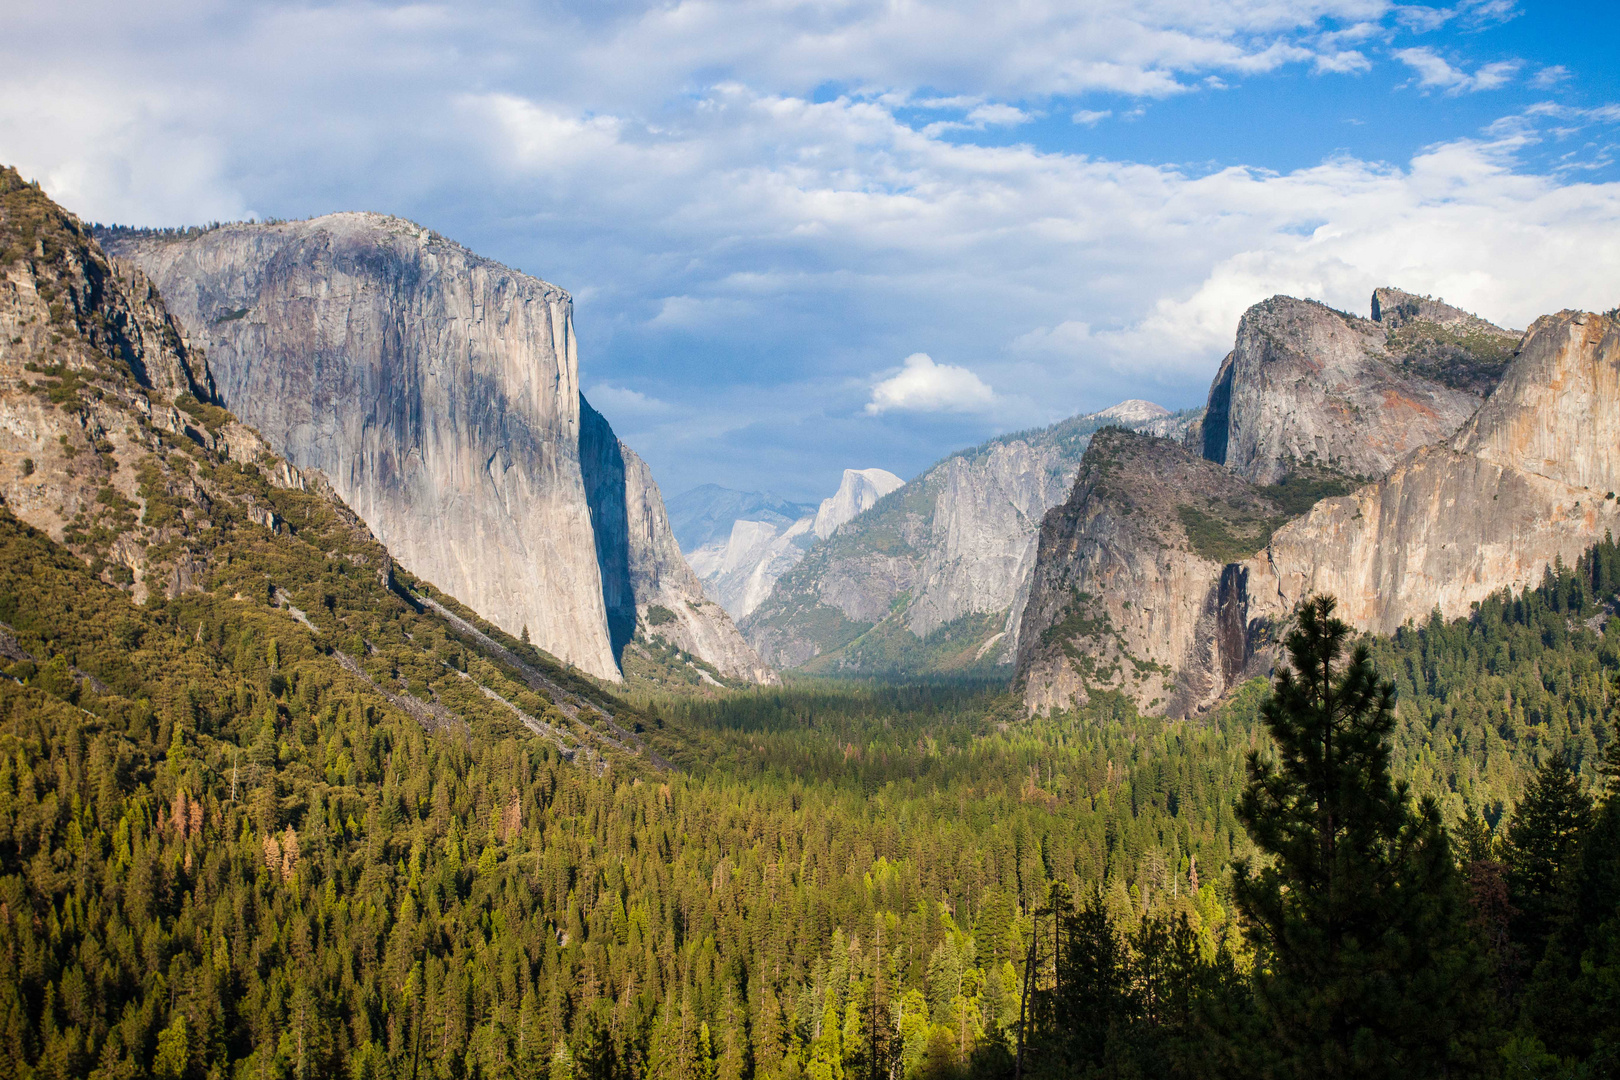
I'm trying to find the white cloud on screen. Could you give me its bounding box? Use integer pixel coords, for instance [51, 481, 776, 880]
[586, 383, 673, 417]
[1530, 65, 1571, 89]
[1394, 47, 1521, 94]
[1314, 50, 1371, 74]
[867, 354, 995, 414]
[1, 0, 1616, 495]
[966, 103, 1031, 127]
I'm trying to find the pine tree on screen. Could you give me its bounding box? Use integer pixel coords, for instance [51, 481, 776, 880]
[1519, 740, 1620, 1066]
[1231, 595, 1491, 1079]
[1502, 754, 1594, 965]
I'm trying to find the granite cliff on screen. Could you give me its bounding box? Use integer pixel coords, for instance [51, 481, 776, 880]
[1248, 308, 1620, 632]
[684, 467, 901, 620]
[1197, 290, 1517, 484]
[1018, 290, 1620, 718]
[1015, 429, 1287, 717]
[668, 485, 815, 552]
[100, 215, 771, 685]
[0, 166, 662, 762]
[741, 403, 1198, 675]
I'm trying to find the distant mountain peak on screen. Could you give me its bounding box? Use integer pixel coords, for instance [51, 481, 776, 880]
[813, 468, 906, 540]
[1093, 399, 1171, 424]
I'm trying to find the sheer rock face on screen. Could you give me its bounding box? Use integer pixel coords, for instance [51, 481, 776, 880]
[742, 405, 1198, 674]
[581, 399, 776, 683]
[1248, 310, 1620, 633]
[1015, 429, 1278, 717]
[906, 438, 1077, 644]
[686, 516, 815, 620]
[1018, 297, 1617, 718]
[101, 215, 771, 684]
[1200, 294, 1507, 485]
[813, 468, 904, 539]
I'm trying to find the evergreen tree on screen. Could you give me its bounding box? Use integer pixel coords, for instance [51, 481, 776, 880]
[1519, 732, 1620, 1068]
[1232, 595, 1491, 1079]
[1502, 754, 1594, 966]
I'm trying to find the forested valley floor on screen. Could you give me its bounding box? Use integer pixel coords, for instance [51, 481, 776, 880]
[2, 482, 1619, 1079]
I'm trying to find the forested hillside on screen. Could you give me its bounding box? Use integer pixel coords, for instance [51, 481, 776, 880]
[3, 492, 1618, 1077]
[2, 161, 1618, 1080]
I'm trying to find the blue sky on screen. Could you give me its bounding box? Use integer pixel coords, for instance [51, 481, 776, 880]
[3, 0, 1619, 502]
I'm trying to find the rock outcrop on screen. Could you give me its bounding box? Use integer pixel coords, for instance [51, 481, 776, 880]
[100, 214, 772, 684]
[582, 399, 776, 682]
[813, 468, 905, 539]
[1014, 429, 1284, 717]
[681, 467, 902, 621]
[1017, 291, 1620, 719]
[1248, 309, 1620, 632]
[1199, 293, 1516, 484]
[686, 515, 816, 619]
[742, 403, 1199, 674]
[668, 485, 814, 552]
[0, 166, 378, 605]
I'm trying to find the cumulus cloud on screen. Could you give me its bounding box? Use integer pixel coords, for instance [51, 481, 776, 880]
[867, 354, 995, 414]
[1395, 47, 1521, 94]
[1071, 109, 1112, 126]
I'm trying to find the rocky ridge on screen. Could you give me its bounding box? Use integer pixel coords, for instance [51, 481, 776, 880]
[741, 403, 1200, 675]
[668, 485, 815, 552]
[1196, 292, 1514, 486]
[1017, 289, 1619, 718]
[1248, 309, 1620, 633]
[100, 216, 772, 686]
[0, 165, 663, 763]
[1015, 429, 1284, 717]
[683, 467, 903, 620]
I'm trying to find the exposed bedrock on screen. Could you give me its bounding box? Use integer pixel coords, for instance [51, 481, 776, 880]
[102, 215, 772, 683]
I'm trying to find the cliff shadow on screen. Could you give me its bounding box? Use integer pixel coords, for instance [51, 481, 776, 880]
[579, 395, 635, 666]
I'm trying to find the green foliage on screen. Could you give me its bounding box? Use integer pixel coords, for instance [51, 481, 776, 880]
[1232, 596, 1490, 1079]
[1177, 470, 1353, 565]
[1365, 541, 1620, 820]
[1176, 505, 1277, 564]
[644, 604, 677, 626]
[174, 391, 233, 433]
[794, 607, 1009, 678]
[1385, 318, 1519, 397]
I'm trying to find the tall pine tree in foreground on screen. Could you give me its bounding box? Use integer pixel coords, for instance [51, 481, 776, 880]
[1232, 596, 1491, 1080]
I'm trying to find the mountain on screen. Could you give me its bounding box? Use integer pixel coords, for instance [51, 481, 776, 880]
[0, 163, 657, 757]
[1248, 308, 1620, 632]
[98, 215, 774, 687]
[681, 467, 902, 620]
[740, 404, 1199, 674]
[1195, 290, 1516, 485]
[1014, 428, 1334, 717]
[666, 483, 816, 551]
[812, 467, 905, 539]
[1015, 289, 1619, 717]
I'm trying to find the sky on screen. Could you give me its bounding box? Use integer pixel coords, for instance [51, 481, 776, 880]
[2, 0, 1619, 502]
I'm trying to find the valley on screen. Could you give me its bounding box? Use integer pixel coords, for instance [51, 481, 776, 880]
[1, 163, 1618, 1080]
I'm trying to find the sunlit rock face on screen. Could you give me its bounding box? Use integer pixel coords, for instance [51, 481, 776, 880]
[1018, 291, 1620, 719]
[1248, 309, 1620, 634]
[813, 468, 905, 540]
[1014, 429, 1283, 718]
[1199, 292, 1515, 485]
[103, 214, 772, 684]
[740, 405, 1198, 675]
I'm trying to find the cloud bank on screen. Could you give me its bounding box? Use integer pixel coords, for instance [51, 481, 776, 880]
[2, 0, 1616, 496]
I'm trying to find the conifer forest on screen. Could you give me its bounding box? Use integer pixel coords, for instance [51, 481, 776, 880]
[2, 473, 1619, 1078]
